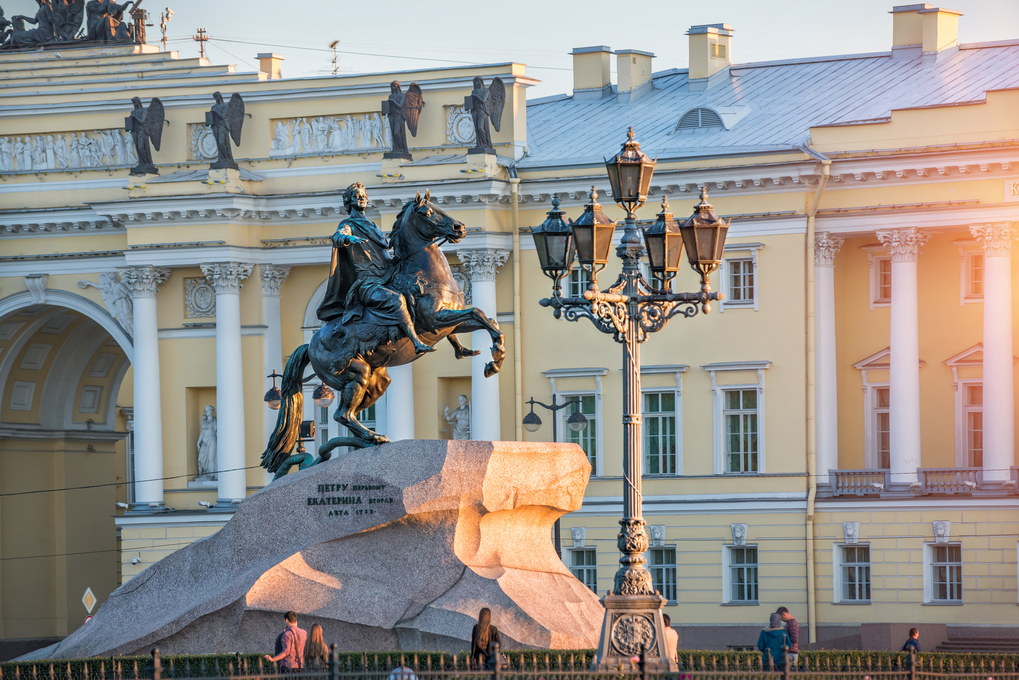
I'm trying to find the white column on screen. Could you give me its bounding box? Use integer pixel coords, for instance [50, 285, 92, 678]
[261, 264, 290, 484]
[457, 248, 509, 441]
[970, 224, 1018, 482]
[876, 228, 930, 484]
[202, 262, 254, 504]
[815, 232, 845, 484]
[119, 266, 170, 508]
[385, 364, 415, 441]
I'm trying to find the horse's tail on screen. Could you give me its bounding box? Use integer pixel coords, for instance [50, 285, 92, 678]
[261, 344, 310, 474]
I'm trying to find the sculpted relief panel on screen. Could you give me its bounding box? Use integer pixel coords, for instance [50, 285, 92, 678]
[445, 106, 476, 146]
[0, 130, 138, 173]
[269, 114, 391, 157]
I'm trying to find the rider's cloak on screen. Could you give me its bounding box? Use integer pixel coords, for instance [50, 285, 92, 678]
[318, 214, 403, 326]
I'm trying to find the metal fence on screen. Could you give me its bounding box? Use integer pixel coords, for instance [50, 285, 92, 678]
[3, 648, 1019, 680]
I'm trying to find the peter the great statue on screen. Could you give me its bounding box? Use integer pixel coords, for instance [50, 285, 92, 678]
[262, 184, 504, 479]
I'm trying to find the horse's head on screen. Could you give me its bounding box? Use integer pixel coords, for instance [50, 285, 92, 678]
[408, 189, 466, 243]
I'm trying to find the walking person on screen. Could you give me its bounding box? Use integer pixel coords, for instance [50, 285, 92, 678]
[901, 628, 922, 669]
[662, 613, 679, 665]
[264, 611, 308, 672]
[756, 613, 791, 671]
[304, 623, 329, 670]
[470, 607, 502, 670]
[776, 607, 799, 669]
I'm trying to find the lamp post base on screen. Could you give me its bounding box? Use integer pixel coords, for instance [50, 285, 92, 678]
[594, 593, 677, 671]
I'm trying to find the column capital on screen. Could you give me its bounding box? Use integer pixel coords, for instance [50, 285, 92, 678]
[201, 262, 254, 295]
[456, 248, 510, 282]
[970, 223, 1019, 258]
[119, 266, 170, 299]
[876, 227, 931, 263]
[260, 264, 292, 297]
[814, 232, 846, 267]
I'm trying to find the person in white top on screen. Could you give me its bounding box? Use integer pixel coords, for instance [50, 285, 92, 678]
[663, 613, 679, 664]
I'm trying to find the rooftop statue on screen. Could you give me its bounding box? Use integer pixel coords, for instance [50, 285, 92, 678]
[52, 0, 84, 40]
[125, 96, 164, 175]
[86, 0, 136, 42]
[465, 75, 505, 154]
[262, 183, 505, 479]
[5, 0, 57, 47]
[381, 80, 422, 160]
[206, 91, 244, 169]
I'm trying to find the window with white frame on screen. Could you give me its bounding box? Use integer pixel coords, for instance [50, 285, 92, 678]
[719, 244, 763, 312]
[835, 544, 871, 602]
[568, 268, 593, 298]
[966, 252, 985, 299]
[872, 256, 892, 306]
[724, 389, 758, 474]
[926, 544, 963, 603]
[726, 258, 755, 305]
[706, 362, 770, 475]
[649, 546, 677, 603]
[565, 394, 598, 471]
[872, 386, 891, 470]
[644, 391, 678, 475]
[724, 545, 759, 603]
[963, 384, 983, 467]
[570, 548, 597, 594]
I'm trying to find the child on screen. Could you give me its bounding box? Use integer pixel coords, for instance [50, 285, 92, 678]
[901, 628, 921, 669]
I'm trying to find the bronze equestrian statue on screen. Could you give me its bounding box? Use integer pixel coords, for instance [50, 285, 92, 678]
[262, 183, 505, 479]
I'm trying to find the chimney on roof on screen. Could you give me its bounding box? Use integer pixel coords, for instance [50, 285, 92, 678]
[258, 52, 284, 79]
[615, 50, 655, 103]
[890, 4, 962, 61]
[687, 24, 733, 91]
[571, 46, 613, 100]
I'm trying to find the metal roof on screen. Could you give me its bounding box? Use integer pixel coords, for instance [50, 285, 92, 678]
[521, 42, 1019, 169]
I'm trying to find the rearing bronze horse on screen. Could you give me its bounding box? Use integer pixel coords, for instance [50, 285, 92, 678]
[262, 190, 505, 478]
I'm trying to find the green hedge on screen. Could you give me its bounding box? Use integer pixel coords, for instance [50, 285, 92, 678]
[3, 649, 1019, 678]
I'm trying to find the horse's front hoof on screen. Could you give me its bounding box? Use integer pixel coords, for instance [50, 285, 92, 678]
[371, 434, 391, 445]
[484, 362, 500, 378]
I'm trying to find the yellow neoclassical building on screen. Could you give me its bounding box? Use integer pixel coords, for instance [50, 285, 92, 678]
[1, 1, 1018, 655]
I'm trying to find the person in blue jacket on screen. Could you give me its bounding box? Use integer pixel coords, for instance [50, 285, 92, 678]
[757, 613, 792, 670]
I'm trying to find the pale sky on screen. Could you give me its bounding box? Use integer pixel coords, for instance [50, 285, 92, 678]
[15, 0, 1019, 99]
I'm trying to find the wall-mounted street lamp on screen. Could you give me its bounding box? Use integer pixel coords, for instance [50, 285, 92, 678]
[522, 395, 588, 557]
[531, 127, 729, 670]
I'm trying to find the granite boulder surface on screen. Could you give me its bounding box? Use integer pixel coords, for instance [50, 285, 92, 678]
[25, 440, 604, 659]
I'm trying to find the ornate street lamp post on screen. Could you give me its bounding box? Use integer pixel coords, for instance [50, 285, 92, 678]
[522, 395, 588, 557]
[531, 128, 729, 670]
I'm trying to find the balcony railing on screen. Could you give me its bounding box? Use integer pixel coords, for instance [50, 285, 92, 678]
[831, 469, 888, 496]
[916, 467, 980, 495]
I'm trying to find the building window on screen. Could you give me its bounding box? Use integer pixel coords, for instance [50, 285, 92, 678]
[873, 386, 890, 469]
[317, 404, 331, 449]
[874, 256, 892, 305]
[649, 547, 677, 603]
[727, 546, 759, 603]
[928, 544, 963, 603]
[570, 548, 597, 594]
[726, 258, 755, 305]
[565, 394, 598, 471]
[963, 384, 982, 467]
[967, 253, 984, 298]
[568, 268, 592, 298]
[724, 389, 758, 474]
[644, 391, 677, 475]
[840, 545, 871, 602]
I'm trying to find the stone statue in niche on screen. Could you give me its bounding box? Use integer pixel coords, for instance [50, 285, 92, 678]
[381, 80, 422, 160]
[444, 394, 470, 440]
[125, 96, 164, 175]
[206, 91, 244, 169]
[195, 405, 218, 481]
[78, 272, 134, 336]
[464, 76, 505, 154]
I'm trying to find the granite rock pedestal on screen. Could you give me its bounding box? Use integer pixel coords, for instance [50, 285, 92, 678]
[25, 440, 603, 659]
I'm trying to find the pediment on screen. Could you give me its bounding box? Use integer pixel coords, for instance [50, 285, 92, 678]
[853, 347, 926, 370]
